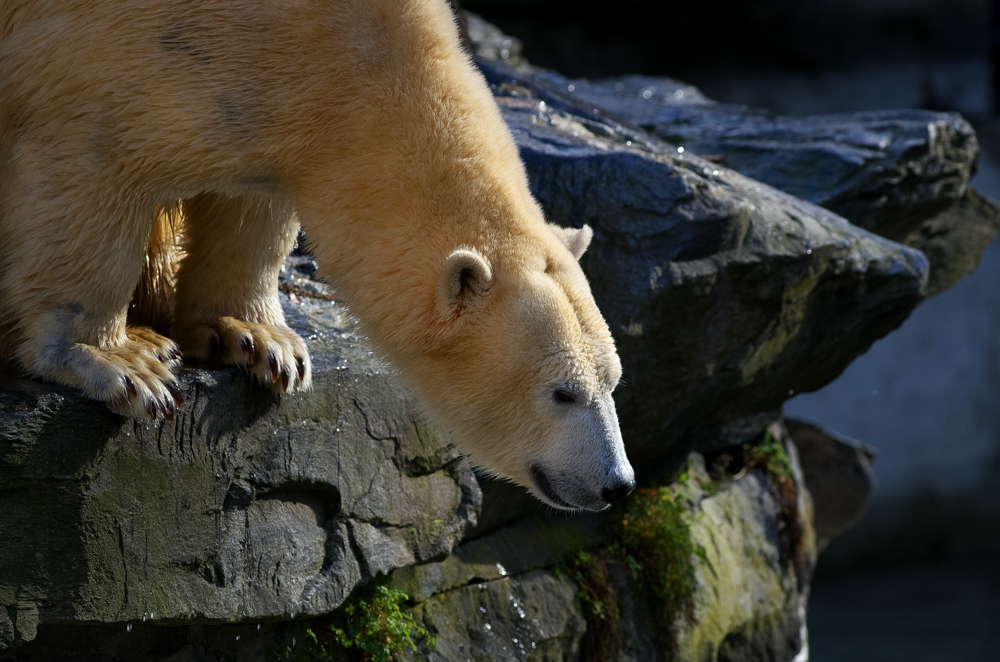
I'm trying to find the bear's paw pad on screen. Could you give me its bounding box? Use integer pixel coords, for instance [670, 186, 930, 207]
[182, 317, 312, 393]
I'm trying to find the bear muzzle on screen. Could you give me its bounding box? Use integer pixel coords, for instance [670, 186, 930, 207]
[529, 462, 635, 511]
[526, 392, 635, 511]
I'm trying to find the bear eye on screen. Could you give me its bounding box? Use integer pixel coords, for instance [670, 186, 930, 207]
[552, 388, 576, 405]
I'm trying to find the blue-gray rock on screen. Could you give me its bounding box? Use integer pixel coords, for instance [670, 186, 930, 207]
[501, 66, 998, 297]
[522, 71, 978, 239]
[785, 417, 876, 552]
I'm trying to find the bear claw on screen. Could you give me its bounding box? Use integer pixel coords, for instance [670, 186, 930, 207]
[268, 355, 279, 383]
[176, 317, 313, 395]
[35, 327, 185, 423]
[166, 381, 184, 407]
[240, 337, 257, 364]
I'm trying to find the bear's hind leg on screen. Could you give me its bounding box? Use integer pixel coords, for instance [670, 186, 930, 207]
[172, 192, 311, 393]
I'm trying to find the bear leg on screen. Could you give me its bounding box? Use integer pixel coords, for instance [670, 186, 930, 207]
[1, 150, 183, 420]
[171, 192, 311, 393]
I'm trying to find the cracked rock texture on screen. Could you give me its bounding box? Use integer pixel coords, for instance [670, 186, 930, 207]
[395, 423, 816, 662]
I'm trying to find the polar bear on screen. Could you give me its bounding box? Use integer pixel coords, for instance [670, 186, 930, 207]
[0, 0, 634, 510]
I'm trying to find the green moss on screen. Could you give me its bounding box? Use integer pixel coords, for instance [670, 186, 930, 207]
[564, 549, 622, 662]
[745, 429, 793, 478]
[271, 577, 433, 662]
[614, 486, 706, 659]
[708, 429, 807, 586]
[556, 476, 706, 662]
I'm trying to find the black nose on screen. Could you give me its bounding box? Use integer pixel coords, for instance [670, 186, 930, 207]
[602, 479, 636, 505]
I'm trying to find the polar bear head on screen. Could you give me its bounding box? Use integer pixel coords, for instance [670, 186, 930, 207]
[411, 222, 635, 511]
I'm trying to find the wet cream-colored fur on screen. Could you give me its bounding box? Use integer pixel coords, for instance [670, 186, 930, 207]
[0, 0, 633, 508]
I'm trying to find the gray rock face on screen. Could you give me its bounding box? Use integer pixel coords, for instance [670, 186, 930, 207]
[477, 57, 929, 461]
[785, 418, 875, 552]
[412, 570, 586, 662]
[496, 64, 997, 298]
[0, 290, 480, 632]
[525, 71, 980, 241]
[397, 424, 815, 662]
[902, 187, 1000, 296]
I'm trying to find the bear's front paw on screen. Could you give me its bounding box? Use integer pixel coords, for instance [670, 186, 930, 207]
[41, 327, 185, 422]
[179, 317, 312, 393]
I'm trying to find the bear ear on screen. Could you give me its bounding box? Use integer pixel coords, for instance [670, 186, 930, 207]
[439, 248, 493, 316]
[549, 224, 593, 261]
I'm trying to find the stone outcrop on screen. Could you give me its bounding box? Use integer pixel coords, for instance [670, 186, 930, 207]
[3, 13, 998, 662]
[0, 281, 479, 639]
[396, 422, 815, 662]
[785, 419, 876, 553]
[480, 59, 998, 297]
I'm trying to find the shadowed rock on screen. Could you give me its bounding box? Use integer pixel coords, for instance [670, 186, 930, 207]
[786, 417, 876, 553]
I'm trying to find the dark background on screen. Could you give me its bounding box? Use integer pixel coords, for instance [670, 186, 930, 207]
[462, 0, 992, 113]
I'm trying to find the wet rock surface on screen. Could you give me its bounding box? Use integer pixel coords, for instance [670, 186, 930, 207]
[519, 70, 980, 239]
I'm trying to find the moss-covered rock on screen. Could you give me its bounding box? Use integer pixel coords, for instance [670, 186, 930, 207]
[390, 424, 816, 662]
